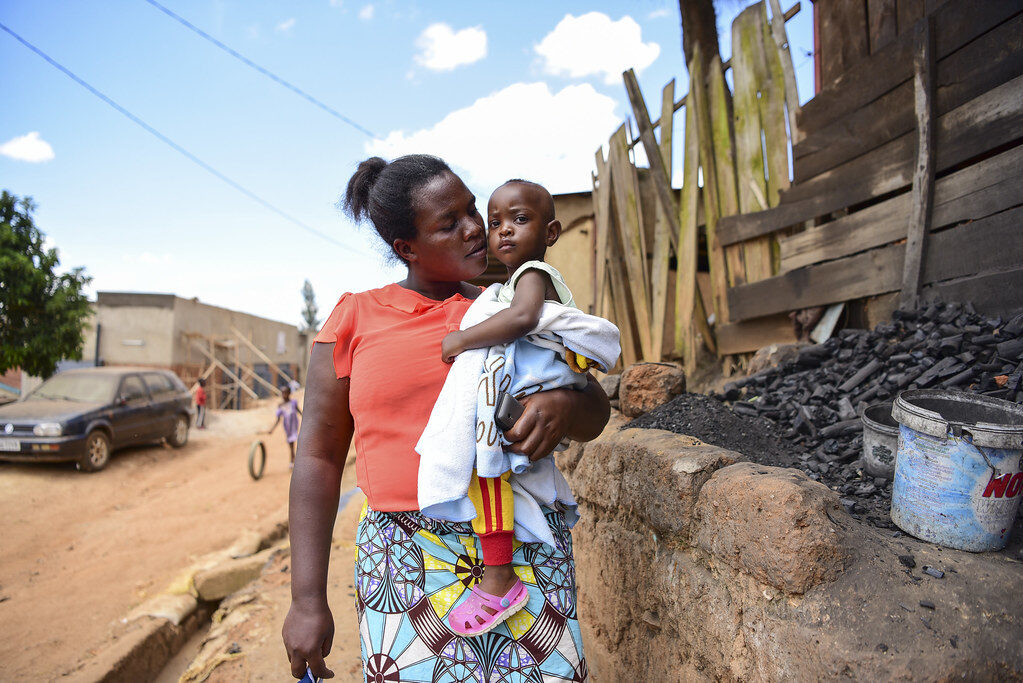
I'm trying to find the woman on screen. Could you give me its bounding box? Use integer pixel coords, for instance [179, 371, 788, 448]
[283, 155, 609, 681]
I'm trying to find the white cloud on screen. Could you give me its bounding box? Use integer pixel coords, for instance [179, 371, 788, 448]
[648, 8, 671, 19]
[0, 131, 55, 163]
[276, 17, 296, 32]
[414, 23, 487, 71]
[359, 4, 374, 20]
[366, 82, 620, 194]
[536, 12, 660, 85]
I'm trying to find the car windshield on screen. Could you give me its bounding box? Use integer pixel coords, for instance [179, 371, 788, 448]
[31, 373, 119, 403]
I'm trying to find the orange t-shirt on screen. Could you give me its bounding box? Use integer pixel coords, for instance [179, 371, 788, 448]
[312, 283, 475, 511]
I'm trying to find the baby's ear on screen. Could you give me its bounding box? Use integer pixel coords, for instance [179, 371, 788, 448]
[545, 219, 562, 245]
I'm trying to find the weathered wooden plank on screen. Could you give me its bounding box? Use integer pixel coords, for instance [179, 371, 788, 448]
[650, 80, 676, 361]
[728, 205, 1023, 319]
[675, 97, 703, 366]
[606, 238, 639, 367]
[708, 52, 745, 302]
[767, 0, 801, 138]
[690, 46, 732, 326]
[896, 0, 924, 34]
[592, 149, 613, 315]
[731, 3, 769, 287]
[716, 314, 798, 355]
[797, 0, 1022, 138]
[900, 16, 935, 309]
[818, 0, 870, 87]
[779, 144, 1023, 271]
[793, 11, 1023, 184]
[623, 70, 681, 254]
[868, 0, 898, 52]
[608, 125, 654, 358]
[756, 2, 790, 278]
[922, 267, 1023, 318]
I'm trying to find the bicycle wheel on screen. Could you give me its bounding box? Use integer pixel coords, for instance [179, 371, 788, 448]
[248, 440, 267, 480]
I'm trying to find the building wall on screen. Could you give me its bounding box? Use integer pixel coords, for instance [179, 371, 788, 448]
[548, 192, 595, 314]
[85, 298, 176, 367]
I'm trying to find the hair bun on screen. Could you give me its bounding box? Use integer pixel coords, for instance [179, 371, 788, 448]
[343, 156, 388, 221]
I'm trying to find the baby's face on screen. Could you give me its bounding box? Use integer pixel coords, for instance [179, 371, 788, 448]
[487, 183, 555, 269]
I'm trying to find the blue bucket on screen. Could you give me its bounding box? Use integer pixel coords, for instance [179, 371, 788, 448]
[891, 390, 1023, 552]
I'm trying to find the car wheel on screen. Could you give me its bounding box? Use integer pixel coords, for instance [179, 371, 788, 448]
[79, 431, 111, 472]
[167, 415, 189, 448]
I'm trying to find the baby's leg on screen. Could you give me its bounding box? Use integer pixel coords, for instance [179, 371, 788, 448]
[467, 471, 518, 598]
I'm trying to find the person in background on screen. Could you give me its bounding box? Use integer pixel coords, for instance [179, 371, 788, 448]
[194, 378, 207, 430]
[267, 385, 302, 467]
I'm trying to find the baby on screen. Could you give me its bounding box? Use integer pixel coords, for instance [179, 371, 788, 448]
[437, 179, 610, 635]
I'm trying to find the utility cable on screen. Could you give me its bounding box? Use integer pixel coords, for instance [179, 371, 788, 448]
[142, 0, 376, 139]
[0, 20, 367, 255]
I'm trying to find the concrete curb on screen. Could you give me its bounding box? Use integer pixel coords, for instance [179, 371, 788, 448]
[67, 506, 289, 683]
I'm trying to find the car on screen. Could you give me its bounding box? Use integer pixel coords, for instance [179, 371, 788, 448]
[0, 366, 195, 472]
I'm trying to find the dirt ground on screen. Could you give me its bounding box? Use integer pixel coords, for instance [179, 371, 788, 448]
[0, 401, 297, 680]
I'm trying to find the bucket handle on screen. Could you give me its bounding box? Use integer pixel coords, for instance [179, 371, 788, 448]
[950, 424, 999, 477]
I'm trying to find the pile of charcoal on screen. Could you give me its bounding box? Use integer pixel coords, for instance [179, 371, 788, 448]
[713, 301, 1023, 528]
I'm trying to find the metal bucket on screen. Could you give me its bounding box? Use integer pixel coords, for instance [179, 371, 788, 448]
[862, 402, 898, 479]
[891, 390, 1023, 551]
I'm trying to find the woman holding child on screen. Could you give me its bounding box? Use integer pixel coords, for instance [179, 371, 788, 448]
[283, 155, 611, 682]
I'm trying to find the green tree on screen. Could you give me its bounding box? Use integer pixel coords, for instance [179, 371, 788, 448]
[0, 191, 92, 378]
[301, 279, 319, 333]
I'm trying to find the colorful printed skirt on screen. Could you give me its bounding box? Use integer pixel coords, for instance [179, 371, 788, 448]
[355, 504, 588, 682]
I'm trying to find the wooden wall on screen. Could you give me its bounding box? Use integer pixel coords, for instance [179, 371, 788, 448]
[720, 0, 1023, 324]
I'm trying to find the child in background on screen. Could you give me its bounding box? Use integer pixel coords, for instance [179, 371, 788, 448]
[194, 378, 207, 429]
[267, 386, 301, 468]
[435, 179, 614, 635]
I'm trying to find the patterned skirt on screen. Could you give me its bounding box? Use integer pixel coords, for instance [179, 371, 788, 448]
[355, 504, 588, 682]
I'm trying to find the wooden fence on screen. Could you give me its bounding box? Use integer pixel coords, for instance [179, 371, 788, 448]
[592, 0, 801, 369]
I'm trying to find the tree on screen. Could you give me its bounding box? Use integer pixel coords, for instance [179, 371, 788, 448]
[0, 191, 92, 378]
[678, 0, 722, 72]
[301, 279, 320, 333]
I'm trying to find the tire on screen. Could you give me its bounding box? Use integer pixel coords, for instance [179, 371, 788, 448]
[248, 440, 266, 480]
[78, 431, 111, 473]
[167, 415, 189, 448]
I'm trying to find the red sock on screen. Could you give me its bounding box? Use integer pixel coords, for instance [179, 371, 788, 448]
[478, 530, 514, 566]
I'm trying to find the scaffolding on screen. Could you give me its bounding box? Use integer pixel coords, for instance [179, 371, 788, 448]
[181, 328, 299, 410]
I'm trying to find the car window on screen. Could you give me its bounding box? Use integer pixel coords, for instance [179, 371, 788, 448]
[143, 373, 174, 398]
[119, 376, 149, 403]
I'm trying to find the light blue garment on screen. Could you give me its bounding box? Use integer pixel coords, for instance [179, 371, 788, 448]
[416, 285, 621, 548]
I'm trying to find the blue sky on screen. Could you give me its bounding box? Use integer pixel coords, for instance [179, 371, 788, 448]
[1, 0, 815, 327]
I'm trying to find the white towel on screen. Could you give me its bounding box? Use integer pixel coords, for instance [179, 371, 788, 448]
[416, 284, 621, 548]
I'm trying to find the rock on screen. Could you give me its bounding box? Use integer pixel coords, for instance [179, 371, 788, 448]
[226, 529, 263, 559]
[693, 462, 851, 594]
[748, 342, 809, 375]
[619, 362, 686, 417]
[599, 373, 621, 399]
[573, 428, 737, 538]
[193, 546, 283, 601]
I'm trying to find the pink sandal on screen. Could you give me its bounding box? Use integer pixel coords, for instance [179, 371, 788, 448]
[448, 579, 529, 636]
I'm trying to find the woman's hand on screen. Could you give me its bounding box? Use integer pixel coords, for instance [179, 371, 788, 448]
[503, 374, 610, 461]
[283, 599, 335, 679]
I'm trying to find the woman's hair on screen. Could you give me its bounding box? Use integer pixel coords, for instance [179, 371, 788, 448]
[342, 155, 452, 259]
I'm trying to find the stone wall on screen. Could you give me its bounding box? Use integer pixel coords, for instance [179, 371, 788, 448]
[558, 419, 1023, 681]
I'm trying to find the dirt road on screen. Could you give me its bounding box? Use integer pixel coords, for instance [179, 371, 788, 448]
[0, 405, 295, 680]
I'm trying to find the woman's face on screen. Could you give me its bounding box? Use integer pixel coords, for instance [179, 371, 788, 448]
[397, 171, 488, 283]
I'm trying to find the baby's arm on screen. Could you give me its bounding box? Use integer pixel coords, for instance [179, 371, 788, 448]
[442, 269, 550, 362]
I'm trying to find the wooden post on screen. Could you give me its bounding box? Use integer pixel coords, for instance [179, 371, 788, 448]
[591, 151, 613, 319]
[231, 327, 294, 386]
[900, 16, 935, 309]
[768, 0, 802, 140]
[622, 70, 682, 252]
[675, 92, 702, 366]
[649, 79, 676, 359]
[190, 339, 260, 400]
[608, 124, 654, 359]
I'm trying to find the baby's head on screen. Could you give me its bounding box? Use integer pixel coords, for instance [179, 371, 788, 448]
[487, 179, 561, 271]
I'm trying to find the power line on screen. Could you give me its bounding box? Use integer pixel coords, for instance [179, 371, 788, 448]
[0, 20, 366, 256]
[143, 0, 376, 139]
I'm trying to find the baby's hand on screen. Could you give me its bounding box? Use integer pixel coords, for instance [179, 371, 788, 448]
[441, 331, 464, 364]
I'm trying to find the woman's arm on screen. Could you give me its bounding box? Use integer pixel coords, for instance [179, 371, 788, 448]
[282, 343, 354, 680]
[503, 373, 610, 461]
[441, 270, 549, 362]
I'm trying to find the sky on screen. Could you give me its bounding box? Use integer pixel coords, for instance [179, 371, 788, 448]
[1, 0, 816, 329]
